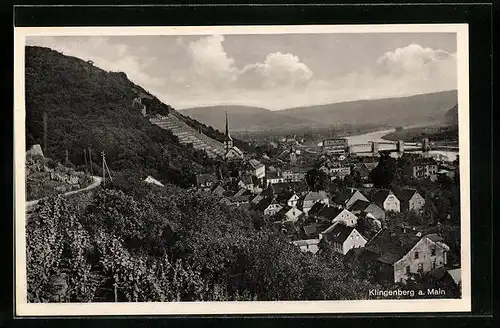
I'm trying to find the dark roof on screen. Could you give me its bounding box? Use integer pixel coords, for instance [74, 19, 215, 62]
[304, 191, 328, 202]
[372, 189, 395, 206]
[322, 223, 355, 244]
[334, 189, 356, 205]
[364, 227, 422, 264]
[270, 181, 308, 195]
[317, 206, 344, 220]
[195, 174, 218, 186]
[303, 222, 331, 238]
[276, 190, 296, 204]
[308, 202, 327, 217]
[275, 205, 292, 218]
[239, 173, 253, 185]
[394, 188, 419, 202]
[348, 199, 371, 212]
[266, 170, 283, 179]
[253, 197, 273, 212]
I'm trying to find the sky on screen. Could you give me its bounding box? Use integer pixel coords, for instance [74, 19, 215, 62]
[26, 33, 457, 111]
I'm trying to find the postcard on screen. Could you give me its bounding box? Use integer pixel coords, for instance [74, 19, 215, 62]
[14, 24, 470, 315]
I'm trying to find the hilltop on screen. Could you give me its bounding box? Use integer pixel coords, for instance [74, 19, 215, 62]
[25, 46, 223, 187]
[180, 105, 318, 133]
[279, 90, 458, 128]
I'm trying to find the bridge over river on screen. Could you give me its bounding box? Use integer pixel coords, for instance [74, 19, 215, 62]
[307, 128, 459, 162]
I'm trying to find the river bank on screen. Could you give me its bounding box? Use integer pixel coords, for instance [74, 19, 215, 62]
[381, 124, 458, 143]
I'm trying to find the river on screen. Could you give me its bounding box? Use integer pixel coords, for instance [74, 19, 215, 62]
[344, 128, 459, 162]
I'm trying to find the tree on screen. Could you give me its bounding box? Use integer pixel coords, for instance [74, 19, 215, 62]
[305, 168, 328, 191]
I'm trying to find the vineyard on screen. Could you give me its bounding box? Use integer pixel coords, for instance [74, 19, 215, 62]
[26, 181, 387, 302]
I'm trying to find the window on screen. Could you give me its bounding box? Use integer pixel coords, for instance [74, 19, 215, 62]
[417, 263, 424, 273]
[432, 260, 436, 270]
[414, 251, 419, 259]
[431, 248, 436, 256]
[406, 266, 411, 274]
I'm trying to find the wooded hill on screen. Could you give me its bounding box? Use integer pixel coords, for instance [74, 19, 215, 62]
[25, 46, 226, 187]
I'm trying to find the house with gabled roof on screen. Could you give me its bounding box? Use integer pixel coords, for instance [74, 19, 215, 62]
[320, 223, 367, 255]
[333, 188, 370, 208]
[266, 170, 285, 186]
[253, 196, 283, 216]
[360, 228, 450, 284]
[248, 158, 266, 180]
[301, 191, 329, 215]
[348, 199, 386, 221]
[195, 173, 218, 191]
[394, 188, 425, 213]
[372, 189, 400, 212]
[316, 206, 358, 227]
[302, 222, 332, 239]
[210, 183, 226, 197]
[275, 205, 303, 222]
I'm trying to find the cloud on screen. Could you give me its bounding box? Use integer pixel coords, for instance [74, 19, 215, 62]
[186, 35, 238, 88]
[26, 36, 166, 90]
[26, 36, 457, 110]
[240, 52, 313, 89]
[375, 43, 457, 87]
[182, 35, 313, 91]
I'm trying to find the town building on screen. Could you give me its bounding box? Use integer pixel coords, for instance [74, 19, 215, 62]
[333, 188, 370, 209]
[266, 170, 285, 186]
[348, 199, 386, 221]
[321, 138, 348, 154]
[291, 239, 320, 254]
[275, 205, 303, 222]
[223, 112, 244, 161]
[395, 188, 425, 213]
[372, 189, 401, 212]
[300, 191, 330, 215]
[195, 173, 219, 191]
[254, 197, 283, 216]
[282, 167, 306, 182]
[405, 157, 438, 181]
[360, 228, 450, 284]
[248, 158, 266, 180]
[320, 224, 368, 255]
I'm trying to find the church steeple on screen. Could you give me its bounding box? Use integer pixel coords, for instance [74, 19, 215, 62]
[225, 111, 232, 141]
[224, 111, 233, 154]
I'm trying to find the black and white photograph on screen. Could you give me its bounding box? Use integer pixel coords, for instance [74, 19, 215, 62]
[14, 24, 470, 315]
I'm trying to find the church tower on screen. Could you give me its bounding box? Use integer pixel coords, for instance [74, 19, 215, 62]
[224, 111, 233, 153]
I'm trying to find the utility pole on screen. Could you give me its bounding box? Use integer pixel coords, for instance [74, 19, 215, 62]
[65, 149, 69, 165]
[88, 147, 93, 176]
[102, 151, 106, 188]
[83, 148, 88, 173]
[43, 112, 48, 156]
[101, 150, 113, 188]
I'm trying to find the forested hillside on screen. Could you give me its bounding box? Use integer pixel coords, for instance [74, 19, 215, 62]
[25, 46, 220, 188]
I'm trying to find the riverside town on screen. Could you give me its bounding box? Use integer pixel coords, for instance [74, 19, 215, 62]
[22, 31, 463, 304]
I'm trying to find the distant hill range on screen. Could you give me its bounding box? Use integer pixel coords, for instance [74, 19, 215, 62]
[181, 90, 458, 132]
[280, 90, 458, 128]
[180, 105, 320, 133]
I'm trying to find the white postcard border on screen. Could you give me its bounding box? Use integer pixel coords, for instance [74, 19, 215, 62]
[14, 24, 471, 316]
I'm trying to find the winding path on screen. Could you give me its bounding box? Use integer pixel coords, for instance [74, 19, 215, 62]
[26, 176, 103, 212]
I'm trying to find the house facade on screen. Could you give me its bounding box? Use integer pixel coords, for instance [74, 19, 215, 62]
[397, 189, 426, 213]
[266, 170, 285, 186]
[393, 234, 450, 283]
[264, 203, 283, 216]
[320, 224, 367, 255]
[407, 158, 438, 181]
[373, 189, 400, 212]
[302, 191, 330, 214]
[292, 239, 320, 254]
[248, 159, 266, 180]
[335, 188, 370, 209]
